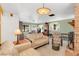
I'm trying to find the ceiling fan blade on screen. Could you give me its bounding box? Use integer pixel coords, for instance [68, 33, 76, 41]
[49, 14, 55, 16]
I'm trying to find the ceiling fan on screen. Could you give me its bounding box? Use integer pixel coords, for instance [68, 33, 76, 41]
[49, 14, 55, 17]
[37, 3, 55, 17]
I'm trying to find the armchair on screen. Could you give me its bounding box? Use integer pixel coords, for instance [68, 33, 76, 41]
[52, 31, 61, 50]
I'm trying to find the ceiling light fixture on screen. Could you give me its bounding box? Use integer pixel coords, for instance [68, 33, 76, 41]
[37, 3, 51, 15]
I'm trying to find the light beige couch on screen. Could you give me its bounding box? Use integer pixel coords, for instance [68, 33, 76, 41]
[14, 39, 31, 52]
[0, 40, 40, 56]
[26, 33, 49, 48]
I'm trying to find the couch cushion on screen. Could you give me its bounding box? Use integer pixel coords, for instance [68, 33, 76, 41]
[26, 33, 43, 42]
[34, 33, 43, 40]
[42, 35, 48, 39]
[0, 40, 18, 56]
[32, 38, 48, 48]
[26, 34, 36, 42]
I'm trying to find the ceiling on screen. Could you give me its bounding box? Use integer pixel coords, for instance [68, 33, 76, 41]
[1, 3, 74, 23]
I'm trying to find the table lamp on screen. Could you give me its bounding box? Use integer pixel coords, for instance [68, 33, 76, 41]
[15, 29, 22, 44]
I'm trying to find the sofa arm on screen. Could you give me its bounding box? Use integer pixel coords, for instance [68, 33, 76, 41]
[14, 42, 31, 52]
[25, 38, 32, 43]
[43, 35, 48, 39]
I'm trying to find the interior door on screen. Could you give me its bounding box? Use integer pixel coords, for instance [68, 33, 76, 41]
[0, 5, 3, 45]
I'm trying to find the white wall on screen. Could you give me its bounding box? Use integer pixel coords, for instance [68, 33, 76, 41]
[1, 13, 19, 43]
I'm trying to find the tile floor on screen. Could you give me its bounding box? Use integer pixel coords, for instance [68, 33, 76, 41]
[35, 40, 68, 56]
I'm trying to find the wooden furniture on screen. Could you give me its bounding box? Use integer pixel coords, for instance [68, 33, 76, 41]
[68, 32, 74, 50]
[15, 29, 22, 44]
[13, 39, 28, 45]
[43, 22, 49, 36]
[68, 20, 75, 27]
[61, 33, 69, 46]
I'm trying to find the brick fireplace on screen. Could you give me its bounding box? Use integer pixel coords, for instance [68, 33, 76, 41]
[65, 4, 79, 56]
[74, 4, 79, 55]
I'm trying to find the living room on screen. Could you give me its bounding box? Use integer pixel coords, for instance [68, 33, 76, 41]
[0, 3, 78, 56]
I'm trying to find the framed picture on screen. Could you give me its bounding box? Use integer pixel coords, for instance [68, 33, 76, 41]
[51, 22, 60, 31]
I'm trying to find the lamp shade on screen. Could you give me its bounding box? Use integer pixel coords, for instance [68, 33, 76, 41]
[15, 29, 22, 35]
[37, 7, 51, 15]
